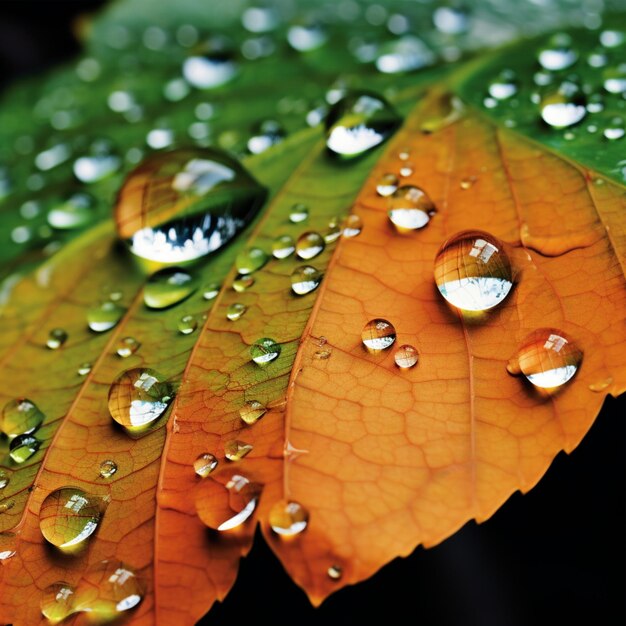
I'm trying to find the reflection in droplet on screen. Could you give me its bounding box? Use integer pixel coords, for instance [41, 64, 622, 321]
[144, 268, 198, 309]
[1, 398, 45, 439]
[117, 336, 141, 358]
[394, 344, 419, 369]
[225, 440, 253, 461]
[9, 434, 41, 463]
[226, 303, 247, 321]
[40, 487, 102, 549]
[194, 453, 218, 478]
[362, 319, 396, 352]
[388, 185, 435, 231]
[178, 314, 198, 335]
[87, 301, 126, 333]
[269, 500, 309, 536]
[239, 400, 266, 425]
[41, 581, 75, 623]
[236, 247, 270, 275]
[376, 173, 399, 196]
[250, 338, 281, 365]
[272, 234, 296, 259]
[46, 328, 68, 350]
[291, 265, 322, 295]
[296, 231, 325, 260]
[434, 230, 513, 312]
[289, 203, 309, 223]
[99, 460, 118, 479]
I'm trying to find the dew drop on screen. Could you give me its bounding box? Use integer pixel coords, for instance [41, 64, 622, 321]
[325, 91, 402, 158]
[178, 314, 198, 335]
[399, 163, 414, 177]
[233, 276, 255, 292]
[488, 69, 518, 100]
[198, 474, 261, 531]
[287, 22, 327, 52]
[77, 363, 92, 376]
[194, 453, 218, 478]
[272, 234, 296, 259]
[202, 282, 221, 300]
[250, 337, 281, 365]
[327, 565, 342, 580]
[603, 117, 625, 141]
[183, 41, 238, 89]
[289, 203, 309, 223]
[361, 319, 396, 352]
[99, 460, 118, 479]
[117, 336, 141, 358]
[39, 487, 102, 550]
[291, 265, 322, 295]
[47, 192, 96, 230]
[388, 185, 435, 232]
[115, 149, 266, 265]
[269, 500, 309, 536]
[376, 173, 399, 196]
[226, 303, 247, 321]
[1, 398, 44, 439]
[394, 344, 419, 369]
[41, 581, 75, 623]
[239, 400, 266, 425]
[540, 82, 587, 129]
[508, 329, 582, 389]
[73, 140, 121, 184]
[46, 328, 68, 350]
[341, 215, 363, 238]
[236, 247, 270, 275]
[87, 301, 125, 333]
[460, 176, 476, 190]
[434, 230, 513, 312]
[296, 231, 325, 260]
[324, 220, 341, 244]
[108, 368, 173, 431]
[589, 377, 612, 392]
[224, 440, 253, 461]
[247, 120, 285, 154]
[0, 469, 10, 490]
[537, 34, 578, 71]
[144, 268, 198, 309]
[9, 434, 41, 463]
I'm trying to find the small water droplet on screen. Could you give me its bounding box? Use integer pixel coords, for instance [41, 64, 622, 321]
[324, 220, 341, 244]
[341, 215, 363, 238]
[507, 329, 582, 389]
[226, 302, 247, 321]
[236, 247, 270, 275]
[99, 460, 118, 479]
[394, 344, 419, 369]
[144, 268, 198, 309]
[433, 5, 469, 34]
[194, 453, 218, 478]
[250, 337, 281, 365]
[287, 22, 327, 52]
[269, 500, 309, 536]
[434, 230, 513, 311]
[225, 440, 253, 461]
[289, 203, 309, 223]
[233, 276, 255, 292]
[540, 82, 587, 129]
[0, 469, 10, 490]
[603, 116, 625, 140]
[388, 185, 435, 232]
[291, 265, 322, 295]
[177, 314, 198, 335]
[46, 328, 68, 350]
[487, 69, 518, 100]
[73, 140, 121, 184]
[9, 434, 40, 463]
[272, 234, 296, 259]
[40, 487, 102, 550]
[239, 400, 266, 425]
[183, 40, 238, 89]
[327, 565, 342, 580]
[362, 319, 396, 352]
[325, 91, 402, 158]
[296, 232, 325, 259]
[399, 163, 414, 177]
[108, 368, 173, 431]
[202, 282, 221, 300]
[247, 120, 285, 154]
[537, 34, 578, 71]
[77, 363, 92, 376]
[589, 377, 612, 392]
[376, 173, 399, 196]
[47, 192, 97, 230]
[460, 176, 477, 190]
[1, 398, 44, 439]
[87, 301, 125, 333]
[41, 581, 75, 623]
[117, 336, 141, 358]
[375, 35, 435, 74]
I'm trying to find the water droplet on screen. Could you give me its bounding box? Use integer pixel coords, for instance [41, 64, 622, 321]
[376, 173, 399, 196]
[388, 185, 435, 232]
[74, 560, 142, 617]
[177, 315, 198, 335]
[272, 234, 296, 259]
[324, 219, 341, 244]
[224, 440, 253, 461]
[327, 565, 342, 580]
[287, 22, 327, 52]
[362, 319, 396, 352]
[341, 215, 363, 238]
[198, 474, 261, 531]
[115, 149, 266, 265]
[144, 268, 198, 309]
[226, 303, 247, 321]
[250, 337, 281, 365]
[236, 247, 270, 275]
[183, 41, 238, 89]
[507, 329, 582, 389]
[589, 377, 612, 392]
[296, 232, 325, 260]
[394, 344, 418, 369]
[399, 163, 414, 177]
[325, 91, 402, 158]
[73, 140, 121, 184]
[194, 453, 218, 477]
[289, 203, 309, 223]
[39, 487, 102, 549]
[117, 336, 141, 358]
[87, 301, 125, 333]
[599, 29, 625, 48]
[375, 35, 435, 74]
[540, 82, 587, 129]
[247, 120, 285, 154]
[603, 117, 625, 140]
[242, 6, 279, 33]
[460, 176, 477, 190]
[163, 77, 190, 102]
[233, 276, 255, 292]
[41, 581, 75, 623]
[537, 34, 578, 71]
[108, 368, 173, 431]
[146, 128, 174, 150]
[269, 500, 309, 536]
[77, 363, 92, 376]
[99, 460, 118, 479]
[434, 230, 513, 312]
[291, 265, 322, 295]
[202, 282, 221, 300]
[9, 434, 40, 463]
[46, 328, 68, 350]
[239, 400, 266, 425]
[488, 69, 518, 100]
[47, 192, 96, 230]
[1, 398, 45, 439]
[0, 470, 10, 490]
[433, 5, 469, 35]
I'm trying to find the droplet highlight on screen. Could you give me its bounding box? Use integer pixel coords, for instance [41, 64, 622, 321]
[296, 231, 325, 260]
[9, 434, 40, 463]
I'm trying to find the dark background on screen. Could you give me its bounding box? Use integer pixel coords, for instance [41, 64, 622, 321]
[0, 3, 624, 625]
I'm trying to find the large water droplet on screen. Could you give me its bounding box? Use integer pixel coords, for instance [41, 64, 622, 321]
[116, 336, 141, 358]
[250, 338, 281, 365]
[1, 398, 45, 439]
[434, 230, 513, 311]
[87, 301, 125, 333]
[296, 231, 325, 260]
[269, 500, 309, 536]
[227, 303, 247, 321]
[289, 203, 309, 223]
[507, 329, 582, 389]
[394, 344, 419, 369]
[99, 460, 118, 479]
[388, 185, 435, 231]
[236, 247, 270, 274]
[46, 328, 68, 350]
[362, 319, 396, 352]
[537, 34, 578, 71]
[540, 82, 587, 129]
[325, 92, 402, 159]
[144, 268, 198, 309]
[272, 234, 295, 259]
[108, 368, 173, 431]
[375, 35, 435, 74]
[47, 192, 97, 230]
[9, 434, 40, 463]
[115, 149, 266, 265]
[239, 400, 266, 425]
[225, 440, 253, 461]
[39, 487, 102, 550]
[194, 453, 218, 477]
[291, 265, 322, 295]
[41, 581, 75, 623]
[183, 40, 238, 89]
